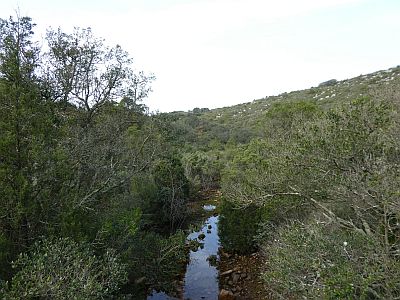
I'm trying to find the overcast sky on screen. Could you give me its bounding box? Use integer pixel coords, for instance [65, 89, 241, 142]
[3, 0, 400, 112]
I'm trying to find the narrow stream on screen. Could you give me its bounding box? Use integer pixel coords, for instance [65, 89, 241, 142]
[184, 209, 219, 299]
[147, 204, 220, 300]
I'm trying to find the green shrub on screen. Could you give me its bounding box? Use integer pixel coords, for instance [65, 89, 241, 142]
[126, 231, 187, 294]
[263, 99, 321, 136]
[262, 222, 400, 299]
[0, 232, 12, 280]
[182, 150, 222, 195]
[219, 199, 261, 254]
[4, 237, 127, 299]
[132, 156, 190, 232]
[131, 155, 190, 233]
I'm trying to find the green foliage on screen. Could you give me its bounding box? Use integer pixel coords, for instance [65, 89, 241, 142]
[265, 99, 319, 121]
[97, 207, 142, 254]
[4, 237, 127, 299]
[182, 150, 222, 194]
[262, 99, 321, 140]
[0, 15, 178, 297]
[221, 95, 400, 298]
[131, 156, 189, 231]
[219, 200, 261, 254]
[221, 137, 313, 220]
[0, 232, 11, 279]
[0, 16, 61, 275]
[263, 222, 400, 299]
[126, 231, 187, 295]
[130, 154, 191, 233]
[295, 97, 400, 247]
[153, 156, 189, 196]
[152, 156, 190, 231]
[131, 174, 160, 227]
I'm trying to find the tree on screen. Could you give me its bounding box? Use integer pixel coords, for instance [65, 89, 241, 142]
[0, 17, 159, 282]
[45, 27, 154, 123]
[122, 71, 155, 110]
[152, 156, 189, 232]
[40, 27, 158, 239]
[0, 16, 58, 277]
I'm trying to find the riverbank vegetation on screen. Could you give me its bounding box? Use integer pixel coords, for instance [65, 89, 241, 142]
[0, 16, 190, 299]
[218, 88, 400, 298]
[1, 15, 400, 299]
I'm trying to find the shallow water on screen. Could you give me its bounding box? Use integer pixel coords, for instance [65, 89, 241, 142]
[146, 291, 178, 300]
[183, 214, 220, 300]
[203, 204, 217, 211]
[147, 205, 220, 300]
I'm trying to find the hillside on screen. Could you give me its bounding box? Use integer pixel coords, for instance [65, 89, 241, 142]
[204, 65, 400, 299]
[167, 66, 400, 149]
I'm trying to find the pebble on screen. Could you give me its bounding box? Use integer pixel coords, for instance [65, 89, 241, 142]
[232, 273, 240, 283]
[218, 289, 235, 300]
[220, 269, 234, 276]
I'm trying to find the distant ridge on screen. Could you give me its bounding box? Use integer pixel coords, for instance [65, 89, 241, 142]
[166, 66, 400, 148]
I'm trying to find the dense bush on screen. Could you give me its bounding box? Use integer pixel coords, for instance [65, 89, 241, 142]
[182, 150, 222, 194]
[126, 231, 187, 294]
[131, 155, 190, 233]
[218, 199, 261, 254]
[3, 238, 127, 299]
[221, 95, 400, 297]
[263, 222, 400, 299]
[262, 99, 321, 137]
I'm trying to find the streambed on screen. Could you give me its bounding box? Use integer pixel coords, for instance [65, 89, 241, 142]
[147, 204, 220, 300]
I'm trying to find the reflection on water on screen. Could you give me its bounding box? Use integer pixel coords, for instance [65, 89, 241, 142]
[183, 215, 220, 300]
[203, 204, 217, 211]
[147, 204, 220, 300]
[147, 290, 178, 300]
